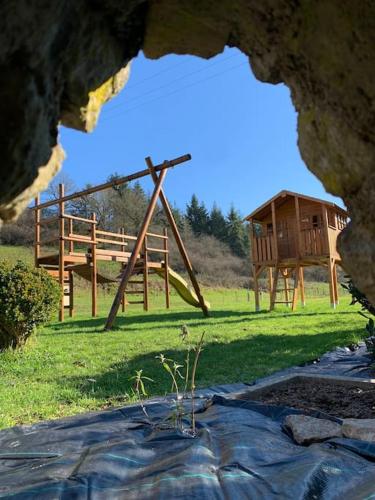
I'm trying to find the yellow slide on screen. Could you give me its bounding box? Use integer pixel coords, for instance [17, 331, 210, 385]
[154, 267, 210, 309]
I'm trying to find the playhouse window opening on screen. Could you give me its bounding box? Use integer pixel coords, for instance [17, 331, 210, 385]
[337, 214, 347, 230]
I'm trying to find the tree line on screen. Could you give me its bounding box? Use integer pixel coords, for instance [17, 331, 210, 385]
[0, 173, 336, 286]
[46, 174, 250, 259]
[186, 195, 249, 258]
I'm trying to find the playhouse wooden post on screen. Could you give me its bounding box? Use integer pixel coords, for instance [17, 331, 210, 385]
[299, 266, 306, 306]
[291, 266, 300, 311]
[91, 212, 97, 317]
[294, 196, 302, 258]
[333, 262, 339, 305]
[271, 201, 278, 262]
[268, 266, 273, 309]
[164, 227, 170, 309]
[327, 258, 336, 308]
[104, 167, 168, 330]
[270, 266, 279, 311]
[145, 156, 209, 318]
[283, 269, 290, 306]
[254, 265, 260, 312]
[58, 183, 65, 322]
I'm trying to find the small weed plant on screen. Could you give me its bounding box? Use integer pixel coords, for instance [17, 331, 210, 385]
[131, 325, 205, 436]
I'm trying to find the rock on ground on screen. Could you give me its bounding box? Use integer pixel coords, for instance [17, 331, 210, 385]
[342, 419, 375, 443]
[284, 414, 342, 445]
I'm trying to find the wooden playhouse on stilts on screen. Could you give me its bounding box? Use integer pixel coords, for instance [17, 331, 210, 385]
[245, 191, 349, 311]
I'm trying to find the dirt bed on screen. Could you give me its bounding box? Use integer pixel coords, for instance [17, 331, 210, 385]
[242, 380, 375, 419]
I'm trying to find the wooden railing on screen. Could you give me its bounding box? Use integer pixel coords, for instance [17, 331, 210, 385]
[34, 205, 169, 257]
[252, 234, 275, 263]
[300, 227, 326, 256]
[252, 227, 328, 263]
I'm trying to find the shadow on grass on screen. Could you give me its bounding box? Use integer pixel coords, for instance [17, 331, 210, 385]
[56, 328, 362, 404]
[48, 308, 357, 335]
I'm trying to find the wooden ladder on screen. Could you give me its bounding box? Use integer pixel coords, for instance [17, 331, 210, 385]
[270, 265, 300, 311]
[120, 262, 148, 312]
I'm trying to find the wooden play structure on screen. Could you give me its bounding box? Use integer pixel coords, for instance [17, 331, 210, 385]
[245, 191, 349, 311]
[33, 154, 209, 329]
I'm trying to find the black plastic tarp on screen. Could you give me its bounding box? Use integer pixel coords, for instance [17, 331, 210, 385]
[0, 345, 374, 499]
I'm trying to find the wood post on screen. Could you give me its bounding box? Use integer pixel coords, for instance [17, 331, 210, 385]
[327, 258, 336, 308]
[120, 227, 126, 313]
[164, 227, 170, 309]
[291, 266, 300, 311]
[294, 196, 302, 258]
[332, 261, 339, 305]
[34, 195, 40, 267]
[32, 154, 191, 211]
[270, 266, 279, 311]
[271, 201, 278, 261]
[68, 219, 74, 254]
[58, 183, 65, 322]
[145, 156, 209, 318]
[299, 266, 305, 306]
[283, 269, 290, 306]
[104, 166, 168, 330]
[268, 267, 273, 309]
[91, 212, 97, 317]
[254, 265, 260, 312]
[69, 271, 74, 317]
[322, 205, 330, 255]
[143, 235, 149, 311]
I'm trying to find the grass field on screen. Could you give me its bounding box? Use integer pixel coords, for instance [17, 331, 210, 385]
[0, 278, 365, 430]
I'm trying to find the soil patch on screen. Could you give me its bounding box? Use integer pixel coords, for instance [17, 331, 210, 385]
[240, 380, 375, 419]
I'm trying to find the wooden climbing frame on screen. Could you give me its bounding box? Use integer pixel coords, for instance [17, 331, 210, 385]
[33, 154, 209, 328]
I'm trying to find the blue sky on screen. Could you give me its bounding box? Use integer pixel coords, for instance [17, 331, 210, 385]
[59, 47, 343, 216]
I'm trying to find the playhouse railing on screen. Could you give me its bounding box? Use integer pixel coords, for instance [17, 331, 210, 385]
[252, 226, 329, 264]
[252, 234, 275, 263]
[300, 227, 327, 257]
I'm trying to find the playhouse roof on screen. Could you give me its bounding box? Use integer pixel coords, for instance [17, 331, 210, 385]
[244, 190, 348, 221]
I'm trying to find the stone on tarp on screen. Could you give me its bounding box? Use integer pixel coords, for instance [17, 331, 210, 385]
[342, 419, 375, 443]
[284, 414, 342, 445]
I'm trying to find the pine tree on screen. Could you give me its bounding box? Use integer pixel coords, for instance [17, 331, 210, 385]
[226, 205, 248, 258]
[186, 195, 210, 236]
[209, 203, 228, 241]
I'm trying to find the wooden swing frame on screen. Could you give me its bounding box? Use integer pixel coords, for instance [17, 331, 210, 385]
[33, 154, 209, 330]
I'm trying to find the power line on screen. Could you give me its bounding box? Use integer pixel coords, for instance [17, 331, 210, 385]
[104, 52, 242, 115]
[101, 60, 248, 124]
[114, 57, 192, 92]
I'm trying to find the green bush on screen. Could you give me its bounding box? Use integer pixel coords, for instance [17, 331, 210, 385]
[0, 261, 60, 350]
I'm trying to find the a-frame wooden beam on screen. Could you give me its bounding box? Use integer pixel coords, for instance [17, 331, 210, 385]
[104, 165, 168, 330]
[146, 156, 209, 318]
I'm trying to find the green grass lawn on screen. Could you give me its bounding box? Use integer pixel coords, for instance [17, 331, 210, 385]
[0, 283, 365, 430]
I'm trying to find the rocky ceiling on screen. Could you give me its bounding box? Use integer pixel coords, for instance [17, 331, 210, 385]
[0, 0, 374, 301]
